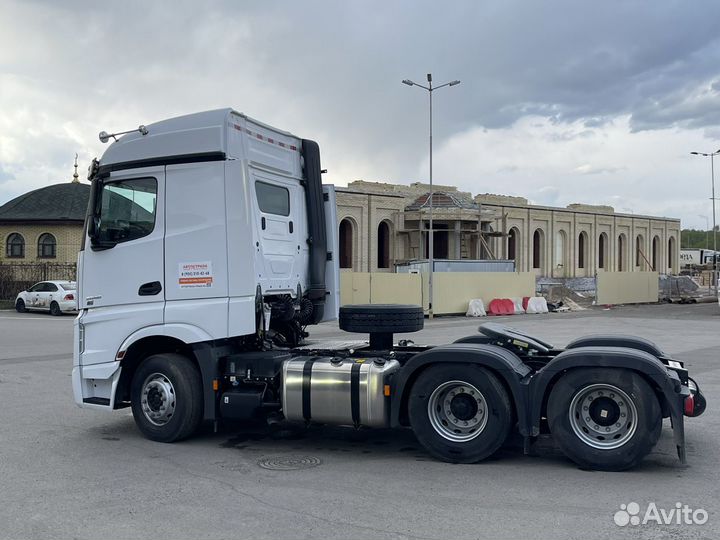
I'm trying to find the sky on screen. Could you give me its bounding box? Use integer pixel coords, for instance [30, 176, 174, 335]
[2, 0, 720, 228]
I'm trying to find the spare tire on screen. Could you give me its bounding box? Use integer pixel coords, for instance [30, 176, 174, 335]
[339, 304, 424, 334]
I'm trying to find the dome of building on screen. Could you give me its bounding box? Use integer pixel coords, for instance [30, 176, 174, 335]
[0, 183, 90, 223]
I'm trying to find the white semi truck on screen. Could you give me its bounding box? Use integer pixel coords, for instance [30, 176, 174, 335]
[74, 109, 706, 470]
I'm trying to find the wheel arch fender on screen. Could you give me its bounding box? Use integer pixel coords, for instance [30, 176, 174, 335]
[114, 324, 212, 408]
[531, 346, 688, 462]
[565, 334, 665, 357]
[453, 335, 494, 345]
[391, 343, 533, 435]
[117, 323, 214, 356]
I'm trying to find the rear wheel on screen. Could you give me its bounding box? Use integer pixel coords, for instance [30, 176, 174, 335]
[408, 364, 512, 463]
[130, 353, 203, 442]
[49, 301, 61, 316]
[547, 368, 662, 471]
[15, 299, 26, 313]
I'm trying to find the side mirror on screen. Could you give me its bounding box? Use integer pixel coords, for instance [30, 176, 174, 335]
[88, 215, 100, 239]
[89, 216, 116, 251]
[88, 216, 105, 247]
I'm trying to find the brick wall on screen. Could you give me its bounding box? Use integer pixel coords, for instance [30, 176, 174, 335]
[0, 223, 84, 265]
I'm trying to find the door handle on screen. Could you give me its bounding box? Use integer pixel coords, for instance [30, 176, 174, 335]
[261, 217, 266, 230]
[289, 221, 294, 233]
[138, 281, 162, 296]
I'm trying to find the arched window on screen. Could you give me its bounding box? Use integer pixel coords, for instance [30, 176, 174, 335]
[652, 235, 660, 271]
[617, 233, 626, 271]
[532, 229, 544, 269]
[598, 232, 608, 269]
[578, 231, 588, 269]
[38, 233, 57, 258]
[508, 227, 518, 262]
[6, 233, 25, 258]
[668, 236, 676, 271]
[377, 221, 391, 269]
[635, 234, 644, 268]
[339, 218, 354, 269]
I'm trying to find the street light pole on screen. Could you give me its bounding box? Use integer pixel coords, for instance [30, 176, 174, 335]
[428, 75, 433, 309]
[691, 149, 720, 295]
[402, 74, 461, 318]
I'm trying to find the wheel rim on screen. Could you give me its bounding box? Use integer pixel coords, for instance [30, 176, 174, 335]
[568, 383, 638, 449]
[427, 380, 488, 442]
[140, 373, 177, 426]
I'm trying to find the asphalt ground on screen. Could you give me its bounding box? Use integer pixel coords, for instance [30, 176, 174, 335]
[0, 303, 718, 539]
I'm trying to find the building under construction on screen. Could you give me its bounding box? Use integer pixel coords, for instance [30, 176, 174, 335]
[335, 180, 681, 278]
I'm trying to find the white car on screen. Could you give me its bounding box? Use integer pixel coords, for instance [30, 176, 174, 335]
[15, 280, 78, 316]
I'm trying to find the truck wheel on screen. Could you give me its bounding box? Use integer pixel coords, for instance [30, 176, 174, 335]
[15, 299, 26, 313]
[130, 353, 203, 443]
[339, 304, 424, 334]
[50, 301, 61, 316]
[408, 364, 512, 463]
[547, 368, 661, 471]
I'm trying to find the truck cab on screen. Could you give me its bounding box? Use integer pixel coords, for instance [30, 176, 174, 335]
[73, 109, 338, 411]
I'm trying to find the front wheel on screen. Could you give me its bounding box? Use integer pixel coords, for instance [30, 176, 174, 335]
[547, 368, 662, 471]
[130, 353, 203, 442]
[408, 364, 512, 463]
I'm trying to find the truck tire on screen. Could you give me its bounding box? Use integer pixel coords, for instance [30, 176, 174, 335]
[547, 368, 661, 471]
[130, 353, 203, 443]
[339, 304, 424, 334]
[408, 364, 512, 463]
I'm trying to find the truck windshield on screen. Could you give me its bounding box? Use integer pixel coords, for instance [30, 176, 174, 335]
[96, 177, 157, 245]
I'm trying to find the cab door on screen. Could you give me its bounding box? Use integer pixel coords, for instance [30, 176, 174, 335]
[78, 166, 165, 366]
[81, 166, 165, 310]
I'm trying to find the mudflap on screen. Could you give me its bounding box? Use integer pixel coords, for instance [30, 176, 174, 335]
[671, 386, 691, 465]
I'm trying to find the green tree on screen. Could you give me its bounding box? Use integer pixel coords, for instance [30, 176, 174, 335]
[681, 228, 719, 249]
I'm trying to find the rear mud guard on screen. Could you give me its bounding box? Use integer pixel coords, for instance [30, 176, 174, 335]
[530, 346, 688, 463]
[390, 343, 533, 435]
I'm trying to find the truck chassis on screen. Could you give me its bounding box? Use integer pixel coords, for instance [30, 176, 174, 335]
[115, 305, 705, 471]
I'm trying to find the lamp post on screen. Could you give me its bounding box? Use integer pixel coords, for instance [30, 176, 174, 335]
[691, 149, 720, 295]
[402, 74, 461, 318]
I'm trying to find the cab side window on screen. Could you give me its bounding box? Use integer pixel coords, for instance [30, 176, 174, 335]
[97, 177, 158, 244]
[255, 181, 290, 216]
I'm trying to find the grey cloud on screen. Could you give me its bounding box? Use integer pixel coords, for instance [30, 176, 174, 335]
[0, 165, 14, 182]
[629, 77, 720, 131]
[531, 186, 561, 207]
[574, 165, 626, 176]
[3, 0, 720, 217]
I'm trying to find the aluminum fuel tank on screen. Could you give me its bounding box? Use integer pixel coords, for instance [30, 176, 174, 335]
[282, 357, 400, 428]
